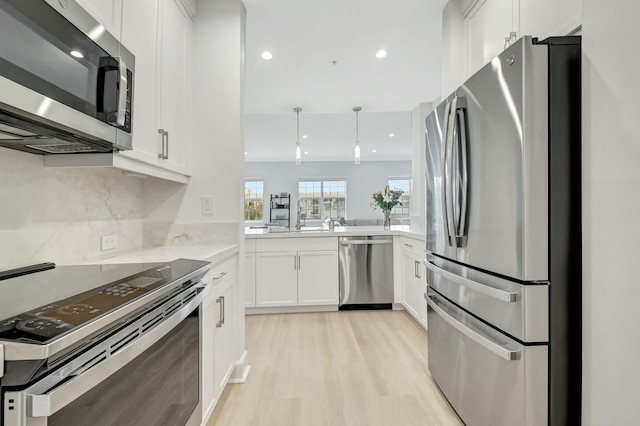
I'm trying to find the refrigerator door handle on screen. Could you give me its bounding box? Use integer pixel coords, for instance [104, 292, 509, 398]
[426, 292, 520, 361]
[444, 97, 458, 247]
[452, 102, 469, 248]
[441, 100, 453, 246]
[424, 256, 519, 302]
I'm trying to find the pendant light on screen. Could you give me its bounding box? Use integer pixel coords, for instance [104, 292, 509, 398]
[353, 106, 362, 164]
[294, 107, 302, 165]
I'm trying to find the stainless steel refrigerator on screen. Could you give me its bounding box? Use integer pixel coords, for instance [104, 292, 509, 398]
[424, 36, 581, 426]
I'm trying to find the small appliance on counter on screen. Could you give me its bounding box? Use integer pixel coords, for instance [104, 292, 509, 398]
[0, 259, 210, 426]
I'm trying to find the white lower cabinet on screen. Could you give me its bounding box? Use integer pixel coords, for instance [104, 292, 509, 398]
[401, 243, 428, 330]
[254, 238, 339, 308]
[213, 281, 235, 395]
[298, 251, 339, 305]
[255, 251, 298, 307]
[202, 256, 238, 419]
[244, 252, 256, 308]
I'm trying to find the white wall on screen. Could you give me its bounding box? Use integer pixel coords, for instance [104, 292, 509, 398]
[144, 0, 245, 229]
[245, 161, 411, 222]
[410, 102, 434, 234]
[0, 148, 144, 270]
[581, 1, 640, 424]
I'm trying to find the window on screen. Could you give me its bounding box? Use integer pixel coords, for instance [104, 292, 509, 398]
[388, 178, 411, 218]
[299, 179, 346, 220]
[244, 180, 264, 221]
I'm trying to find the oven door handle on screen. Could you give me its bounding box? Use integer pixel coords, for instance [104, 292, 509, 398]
[26, 284, 211, 418]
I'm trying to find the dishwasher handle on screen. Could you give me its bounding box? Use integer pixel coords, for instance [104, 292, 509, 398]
[339, 240, 392, 245]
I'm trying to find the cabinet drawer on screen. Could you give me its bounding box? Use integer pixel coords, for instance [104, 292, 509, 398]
[207, 254, 237, 287]
[427, 291, 547, 426]
[256, 237, 337, 252]
[400, 236, 425, 258]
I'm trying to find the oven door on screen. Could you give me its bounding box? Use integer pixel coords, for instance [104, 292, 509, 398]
[3, 283, 208, 426]
[0, 0, 133, 151]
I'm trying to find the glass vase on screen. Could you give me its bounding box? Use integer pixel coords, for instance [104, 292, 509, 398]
[383, 210, 391, 230]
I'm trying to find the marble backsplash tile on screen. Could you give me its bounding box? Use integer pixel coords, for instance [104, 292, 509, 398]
[0, 149, 144, 270]
[143, 222, 240, 247]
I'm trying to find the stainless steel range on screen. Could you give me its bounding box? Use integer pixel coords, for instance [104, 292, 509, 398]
[0, 258, 211, 426]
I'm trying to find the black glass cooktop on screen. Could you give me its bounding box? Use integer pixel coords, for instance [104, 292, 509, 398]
[0, 258, 209, 344]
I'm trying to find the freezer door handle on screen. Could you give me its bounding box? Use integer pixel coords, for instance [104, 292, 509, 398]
[426, 292, 520, 361]
[424, 256, 519, 302]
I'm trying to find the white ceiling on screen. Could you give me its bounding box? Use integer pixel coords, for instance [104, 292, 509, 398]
[242, 0, 445, 161]
[245, 111, 412, 162]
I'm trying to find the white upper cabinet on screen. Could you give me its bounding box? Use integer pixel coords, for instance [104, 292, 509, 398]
[156, 0, 190, 173]
[441, 0, 582, 95]
[118, 0, 191, 175]
[76, 0, 123, 38]
[120, 0, 160, 166]
[466, 0, 514, 76]
[520, 0, 582, 39]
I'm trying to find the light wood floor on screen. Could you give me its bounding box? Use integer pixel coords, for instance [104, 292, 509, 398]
[208, 311, 463, 426]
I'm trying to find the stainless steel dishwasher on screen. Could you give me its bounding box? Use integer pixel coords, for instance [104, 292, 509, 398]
[338, 236, 394, 310]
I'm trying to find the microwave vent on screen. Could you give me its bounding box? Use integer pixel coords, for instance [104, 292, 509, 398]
[26, 143, 98, 154]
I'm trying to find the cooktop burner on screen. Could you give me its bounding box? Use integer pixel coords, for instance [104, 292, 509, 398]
[0, 258, 209, 344]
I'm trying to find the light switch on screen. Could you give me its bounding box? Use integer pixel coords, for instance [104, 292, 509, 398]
[201, 196, 215, 215]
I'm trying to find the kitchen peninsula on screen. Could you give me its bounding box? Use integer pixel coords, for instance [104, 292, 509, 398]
[244, 226, 428, 330]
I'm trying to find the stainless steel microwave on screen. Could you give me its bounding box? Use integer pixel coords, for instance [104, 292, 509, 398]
[0, 0, 135, 154]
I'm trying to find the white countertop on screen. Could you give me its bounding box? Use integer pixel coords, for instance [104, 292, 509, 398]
[245, 225, 425, 241]
[67, 244, 239, 265]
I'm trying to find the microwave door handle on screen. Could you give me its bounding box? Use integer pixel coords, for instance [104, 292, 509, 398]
[455, 107, 469, 247]
[116, 58, 128, 127]
[445, 96, 458, 247]
[441, 101, 452, 246]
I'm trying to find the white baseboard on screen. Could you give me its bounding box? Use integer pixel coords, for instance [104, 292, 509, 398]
[246, 305, 339, 315]
[228, 350, 251, 384]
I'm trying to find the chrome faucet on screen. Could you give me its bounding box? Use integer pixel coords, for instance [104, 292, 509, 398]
[295, 200, 302, 230]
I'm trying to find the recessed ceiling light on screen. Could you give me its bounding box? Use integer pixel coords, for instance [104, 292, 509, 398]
[376, 50, 388, 59]
[70, 50, 84, 59]
[372, 149, 377, 153]
[389, 133, 395, 137]
[302, 135, 308, 139]
[244, 152, 247, 155]
[261, 51, 273, 60]
[304, 151, 308, 155]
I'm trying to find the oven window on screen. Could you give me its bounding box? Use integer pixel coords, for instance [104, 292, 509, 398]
[49, 310, 200, 425]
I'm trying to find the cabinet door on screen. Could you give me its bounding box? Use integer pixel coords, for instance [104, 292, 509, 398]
[76, 0, 123, 38]
[466, 0, 513, 75]
[213, 283, 235, 397]
[201, 292, 217, 416]
[255, 252, 298, 307]
[244, 252, 256, 308]
[157, 0, 189, 172]
[297, 251, 339, 306]
[120, 0, 161, 165]
[403, 251, 427, 329]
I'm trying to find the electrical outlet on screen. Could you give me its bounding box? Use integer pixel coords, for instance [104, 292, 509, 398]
[101, 235, 118, 251]
[201, 196, 215, 215]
